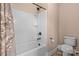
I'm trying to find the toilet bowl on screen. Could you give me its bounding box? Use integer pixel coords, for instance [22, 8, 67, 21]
[61, 44, 73, 56]
[58, 44, 73, 56]
[57, 36, 76, 56]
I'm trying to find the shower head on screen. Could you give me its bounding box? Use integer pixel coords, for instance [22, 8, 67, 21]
[37, 7, 40, 11]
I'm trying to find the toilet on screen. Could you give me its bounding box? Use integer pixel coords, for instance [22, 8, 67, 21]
[58, 36, 76, 56]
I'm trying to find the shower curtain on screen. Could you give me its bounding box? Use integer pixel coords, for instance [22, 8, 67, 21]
[0, 3, 16, 56]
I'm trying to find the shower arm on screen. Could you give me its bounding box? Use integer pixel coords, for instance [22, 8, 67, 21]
[32, 3, 46, 10]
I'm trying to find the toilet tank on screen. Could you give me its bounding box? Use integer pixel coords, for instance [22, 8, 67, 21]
[64, 36, 76, 46]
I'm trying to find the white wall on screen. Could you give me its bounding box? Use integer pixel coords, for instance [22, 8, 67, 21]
[37, 11, 47, 45]
[13, 9, 37, 55]
[12, 9, 47, 55]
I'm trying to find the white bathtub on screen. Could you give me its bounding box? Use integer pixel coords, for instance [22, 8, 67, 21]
[17, 45, 48, 56]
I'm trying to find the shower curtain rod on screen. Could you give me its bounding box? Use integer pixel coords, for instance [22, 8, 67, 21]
[32, 3, 46, 10]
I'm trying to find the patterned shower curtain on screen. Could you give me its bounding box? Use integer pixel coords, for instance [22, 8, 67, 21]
[0, 3, 16, 56]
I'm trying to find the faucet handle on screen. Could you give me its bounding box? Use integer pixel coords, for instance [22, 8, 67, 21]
[37, 37, 41, 40]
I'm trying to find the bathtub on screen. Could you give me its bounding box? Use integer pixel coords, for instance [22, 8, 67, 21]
[17, 45, 48, 56]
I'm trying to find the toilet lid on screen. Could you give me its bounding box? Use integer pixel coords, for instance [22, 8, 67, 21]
[61, 44, 73, 53]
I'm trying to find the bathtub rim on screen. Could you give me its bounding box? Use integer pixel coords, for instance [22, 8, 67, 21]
[16, 44, 47, 56]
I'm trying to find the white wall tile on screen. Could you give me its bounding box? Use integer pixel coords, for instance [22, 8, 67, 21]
[12, 9, 47, 55]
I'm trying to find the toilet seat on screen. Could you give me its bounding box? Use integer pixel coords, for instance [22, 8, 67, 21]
[61, 44, 73, 54]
